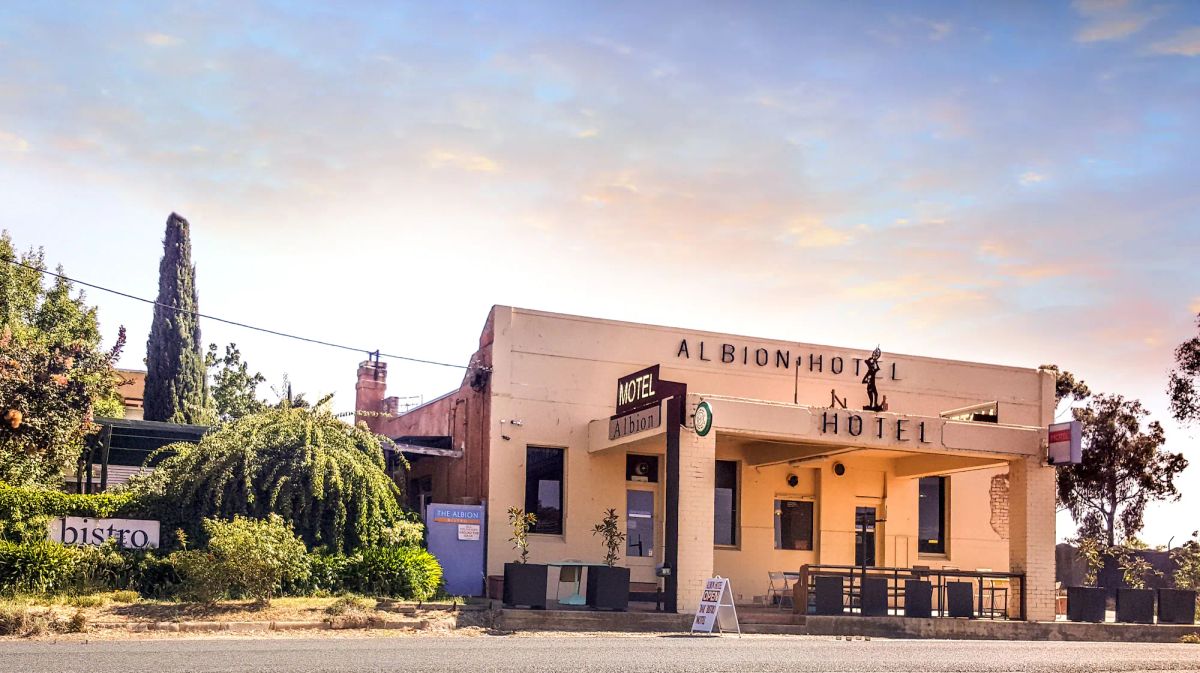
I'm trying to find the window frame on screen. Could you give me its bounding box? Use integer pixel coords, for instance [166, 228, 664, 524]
[714, 459, 740, 548]
[524, 445, 566, 536]
[773, 498, 815, 551]
[917, 475, 947, 555]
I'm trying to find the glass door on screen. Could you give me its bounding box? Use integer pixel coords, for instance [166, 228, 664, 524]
[854, 506, 877, 567]
[626, 487, 658, 583]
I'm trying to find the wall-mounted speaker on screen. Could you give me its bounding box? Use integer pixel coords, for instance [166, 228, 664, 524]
[833, 462, 846, 476]
[786, 473, 799, 487]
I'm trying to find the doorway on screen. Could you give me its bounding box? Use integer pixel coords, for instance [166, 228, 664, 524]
[626, 485, 659, 584]
[854, 506, 877, 567]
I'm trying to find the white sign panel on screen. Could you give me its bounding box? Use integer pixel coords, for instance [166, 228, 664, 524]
[457, 523, 481, 541]
[691, 577, 740, 635]
[48, 517, 160, 549]
[1047, 421, 1082, 465]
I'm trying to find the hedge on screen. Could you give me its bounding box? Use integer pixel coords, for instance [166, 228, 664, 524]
[0, 483, 137, 544]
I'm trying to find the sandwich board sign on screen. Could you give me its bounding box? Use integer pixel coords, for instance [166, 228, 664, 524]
[691, 576, 740, 635]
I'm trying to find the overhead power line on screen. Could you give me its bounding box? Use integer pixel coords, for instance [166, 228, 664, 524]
[1, 255, 468, 370]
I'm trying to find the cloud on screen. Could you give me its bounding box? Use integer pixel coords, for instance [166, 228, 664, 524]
[1018, 171, 1047, 185]
[0, 131, 30, 152]
[143, 33, 182, 47]
[1072, 0, 1153, 42]
[1151, 27, 1200, 56]
[424, 150, 501, 173]
[784, 218, 853, 248]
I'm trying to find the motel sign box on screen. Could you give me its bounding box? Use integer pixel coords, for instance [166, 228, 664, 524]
[49, 517, 160, 549]
[1047, 420, 1082, 465]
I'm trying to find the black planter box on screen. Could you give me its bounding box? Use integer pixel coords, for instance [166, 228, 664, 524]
[1116, 588, 1155, 624]
[814, 575, 845, 615]
[946, 581, 974, 618]
[503, 562, 548, 609]
[1066, 586, 1106, 623]
[860, 577, 888, 617]
[585, 565, 630, 611]
[904, 580, 932, 618]
[1157, 588, 1197, 625]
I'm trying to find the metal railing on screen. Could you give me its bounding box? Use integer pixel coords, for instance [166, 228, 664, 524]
[789, 564, 1026, 621]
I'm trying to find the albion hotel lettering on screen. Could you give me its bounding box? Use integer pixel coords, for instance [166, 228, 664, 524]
[818, 409, 934, 444]
[675, 339, 901, 380]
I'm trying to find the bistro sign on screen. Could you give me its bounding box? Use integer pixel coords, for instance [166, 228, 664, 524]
[48, 517, 160, 549]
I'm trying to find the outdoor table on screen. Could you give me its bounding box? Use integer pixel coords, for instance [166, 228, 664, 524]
[546, 561, 601, 606]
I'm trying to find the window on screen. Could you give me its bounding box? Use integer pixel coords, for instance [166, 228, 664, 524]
[525, 447, 564, 535]
[918, 476, 947, 554]
[714, 460, 738, 546]
[941, 402, 998, 423]
[774, 499, 814, 550]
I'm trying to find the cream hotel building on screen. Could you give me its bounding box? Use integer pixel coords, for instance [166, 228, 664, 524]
[356, 306, 1057, 621]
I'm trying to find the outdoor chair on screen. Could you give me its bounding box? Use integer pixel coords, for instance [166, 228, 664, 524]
[976, 568, 1009, 619]
[766, 571, 793, 610]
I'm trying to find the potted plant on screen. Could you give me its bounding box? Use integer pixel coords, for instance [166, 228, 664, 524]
[1115, 547, 1160, 624]
[1161, 532, 1199, 625]
[586, 508, 630, 611]
[1067, 536, 1107, 623]
[502, 507, 548, 609]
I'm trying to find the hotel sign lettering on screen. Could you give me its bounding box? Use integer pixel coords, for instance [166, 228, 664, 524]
[817, 409, 941, 446]
[676, 338, 901, 381]
[615, 364, 662, 415]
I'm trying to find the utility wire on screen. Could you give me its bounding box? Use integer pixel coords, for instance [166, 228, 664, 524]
[1, 255, 468, 370]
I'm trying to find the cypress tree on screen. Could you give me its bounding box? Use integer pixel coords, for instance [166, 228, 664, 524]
[144, 213, 208, 424]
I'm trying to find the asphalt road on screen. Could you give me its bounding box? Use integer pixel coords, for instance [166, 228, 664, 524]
[2, 634, 1199, 673]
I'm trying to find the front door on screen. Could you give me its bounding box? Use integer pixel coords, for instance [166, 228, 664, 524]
[626, 486, 659, 584]
[854, 506, 877, 567]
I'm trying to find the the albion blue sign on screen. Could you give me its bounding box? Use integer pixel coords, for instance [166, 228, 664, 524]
[675, 338, 901, 381]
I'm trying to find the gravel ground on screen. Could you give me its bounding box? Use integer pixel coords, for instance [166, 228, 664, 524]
[1, 633, 1198, 673]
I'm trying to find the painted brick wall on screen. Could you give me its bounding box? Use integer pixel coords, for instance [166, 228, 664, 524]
[675, 426, 716, 613]
[1008, 456, 1056, 621]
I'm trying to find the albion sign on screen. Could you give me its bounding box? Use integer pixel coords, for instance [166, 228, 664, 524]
[676, 338, 901, 381]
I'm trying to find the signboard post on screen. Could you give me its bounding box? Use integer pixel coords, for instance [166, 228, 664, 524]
[691, 576, 740, 635]
[1047, 420, 1082, 465]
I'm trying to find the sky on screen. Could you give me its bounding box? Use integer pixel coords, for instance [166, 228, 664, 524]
[1, 1, 1198, 545]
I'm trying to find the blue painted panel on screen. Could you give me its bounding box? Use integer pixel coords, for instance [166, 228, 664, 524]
[425, 503, 486, 597]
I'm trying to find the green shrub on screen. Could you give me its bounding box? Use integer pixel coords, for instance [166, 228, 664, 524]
[283, 552, 351, 596]
[324, 595, 373, 616]
[201, 515, 310, 604]
[110, 589, 139, 604]
[379, 516, 425, 548]
[0, 541, 78, 595]
[66, 594, 105, 608]
[0, 483, 136, 544]
[130, 553, 182, 599]
[168, 549, 225, 604]
[70, 540, 138, 594]
[125, 407, 406, 553]
[346, 547, 443, 600]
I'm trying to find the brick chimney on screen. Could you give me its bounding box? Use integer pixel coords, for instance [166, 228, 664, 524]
[355, 360, 387, 433]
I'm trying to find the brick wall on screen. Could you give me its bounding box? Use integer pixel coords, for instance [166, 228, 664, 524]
[675, 425, 716, 613]
[1008, 456, 1056, 621]
[989, 473, 1010, 539]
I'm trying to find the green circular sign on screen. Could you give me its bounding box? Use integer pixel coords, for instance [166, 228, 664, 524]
[694, 401, 713, 437]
